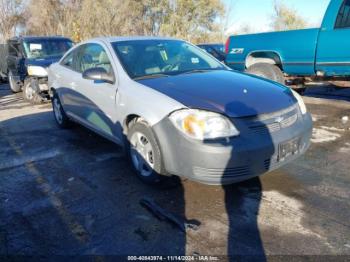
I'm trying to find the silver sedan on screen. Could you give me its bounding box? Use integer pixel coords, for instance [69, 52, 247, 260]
[48, 37, 312, 185]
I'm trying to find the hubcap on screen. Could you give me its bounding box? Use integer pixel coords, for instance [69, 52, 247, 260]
[53, 98, 63, 124]
[9, 73, 16, 89]
[130, 131, 154, 177]
[25, 83, 35, 100]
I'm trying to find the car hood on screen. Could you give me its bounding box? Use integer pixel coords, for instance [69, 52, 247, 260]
[136, 70, 296, 118]
[25, 56, 62, 68]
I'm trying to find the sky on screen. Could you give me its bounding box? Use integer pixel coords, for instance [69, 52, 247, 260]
[223, 0, 331, 34]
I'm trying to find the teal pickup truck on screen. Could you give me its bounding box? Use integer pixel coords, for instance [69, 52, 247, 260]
[225, 0, 350, 85]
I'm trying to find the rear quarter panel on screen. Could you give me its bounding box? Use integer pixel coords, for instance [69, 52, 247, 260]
[226, 29, 320, 75]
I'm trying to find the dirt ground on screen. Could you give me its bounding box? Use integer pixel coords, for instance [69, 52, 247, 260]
[0, 83, 350, 259]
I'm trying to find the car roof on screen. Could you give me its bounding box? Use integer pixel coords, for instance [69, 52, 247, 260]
[10, 36, 72, 42]
[90, 36, 181, 44]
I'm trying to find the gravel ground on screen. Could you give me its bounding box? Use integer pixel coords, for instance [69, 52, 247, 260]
[0, 83, 350, 259]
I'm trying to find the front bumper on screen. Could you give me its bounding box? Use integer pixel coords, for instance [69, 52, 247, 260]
[153, 109, 313, 185]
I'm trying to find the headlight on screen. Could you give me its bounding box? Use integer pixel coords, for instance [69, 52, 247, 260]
[27, 66, 48, 77]
[169, 109, 240, 140]
[291, 90, 307, 114]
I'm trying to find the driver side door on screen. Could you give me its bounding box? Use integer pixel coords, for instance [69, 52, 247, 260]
[73, 43, 121, 143]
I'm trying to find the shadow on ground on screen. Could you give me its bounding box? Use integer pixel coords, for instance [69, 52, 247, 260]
[302, 84, 350, 102]
[0, 107, 273, 258]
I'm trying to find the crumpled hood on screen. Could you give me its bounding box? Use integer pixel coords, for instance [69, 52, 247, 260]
[137, 70, 297, 118]
[25, 56, 62, 68]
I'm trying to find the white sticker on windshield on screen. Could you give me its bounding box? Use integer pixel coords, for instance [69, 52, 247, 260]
[191, 57, 199, 64]
[30, 44, 42, 51]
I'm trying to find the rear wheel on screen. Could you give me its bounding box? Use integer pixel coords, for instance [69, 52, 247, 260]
[52, 92, 71, 128]
[8, 71, 21, 93]
[127, 120, 165, 184]
[246, 63, 285, 84]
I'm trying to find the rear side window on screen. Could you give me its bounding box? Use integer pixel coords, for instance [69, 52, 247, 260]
[335, 0, 350, 28]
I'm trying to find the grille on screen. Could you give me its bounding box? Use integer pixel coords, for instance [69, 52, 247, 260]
[250, 122, 281, 135]
[264, 159, 271, 170]
[193, 166, 250, 178]
[246, 105, 298, 135]
[280, 113, 298, 128]
[251, 104, 297, 121]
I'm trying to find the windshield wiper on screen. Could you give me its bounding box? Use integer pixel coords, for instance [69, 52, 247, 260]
[133, 73, 170, 80]
[179, 68, 222, 75]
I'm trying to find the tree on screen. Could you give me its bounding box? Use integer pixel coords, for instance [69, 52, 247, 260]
[159, 0, 224, 43]
[271, 0, 307, 31]
[22, 0, 224, 43]
[25, 0, 80, 37]
[0, 0, 24, 43]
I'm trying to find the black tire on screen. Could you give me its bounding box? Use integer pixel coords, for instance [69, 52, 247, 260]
[52, 91, 71, 128]
[23, 78, 43, 104]
[127, 119, 165, 184]
[246, 63, 285, 84]
[8, 71, 21, 93]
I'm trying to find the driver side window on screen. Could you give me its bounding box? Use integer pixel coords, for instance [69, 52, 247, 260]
[76, 43, 112, 74]
[61, 50, 75, 69]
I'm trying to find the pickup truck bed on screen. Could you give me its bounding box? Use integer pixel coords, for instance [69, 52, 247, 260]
[226, 28, 320, 76]
[225, 0, 350, 84]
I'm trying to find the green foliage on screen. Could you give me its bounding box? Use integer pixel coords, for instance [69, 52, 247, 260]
[22, 0, 224, 43]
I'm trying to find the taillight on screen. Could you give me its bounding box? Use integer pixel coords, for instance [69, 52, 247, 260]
[225, 37, 231, 54]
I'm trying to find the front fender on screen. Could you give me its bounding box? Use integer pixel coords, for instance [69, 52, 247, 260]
[117, 80, 185, 129]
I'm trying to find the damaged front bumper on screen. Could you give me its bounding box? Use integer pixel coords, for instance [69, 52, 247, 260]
[153, 107, 313, 185]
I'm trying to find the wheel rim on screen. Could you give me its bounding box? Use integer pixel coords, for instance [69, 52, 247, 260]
[25, 83, 35, 100]
[9, 73, 16, 90]
[130, 131, 154, 177]
[53, 98, 63, 124]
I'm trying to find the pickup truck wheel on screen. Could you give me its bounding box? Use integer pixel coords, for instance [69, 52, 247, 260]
[23, 78, 43, 104]
[52, 92, 71, 128]
[246, 63, 285, 84]
[8, 71, 21, 93]
[127, 120, 165, 185]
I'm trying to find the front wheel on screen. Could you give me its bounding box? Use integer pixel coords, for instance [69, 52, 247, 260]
[23, 78, 43, 104]
[127, 120, 165, 184]
[246, 63, 285, 85]
[8, 71, 21, 93]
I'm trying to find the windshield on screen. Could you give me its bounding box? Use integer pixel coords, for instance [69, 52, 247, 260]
[112, 40, 226, 79]
[23, 39, 73, 59]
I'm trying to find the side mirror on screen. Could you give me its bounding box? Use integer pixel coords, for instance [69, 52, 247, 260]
[82, 67, 115, 84]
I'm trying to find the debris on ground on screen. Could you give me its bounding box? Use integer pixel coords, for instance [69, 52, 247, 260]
[140, 197, 200, 233]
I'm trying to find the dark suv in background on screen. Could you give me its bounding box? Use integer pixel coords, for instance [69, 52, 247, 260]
[197, 43, 226, 62]
[0, 36, 73, 103]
